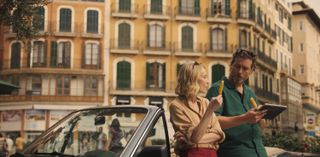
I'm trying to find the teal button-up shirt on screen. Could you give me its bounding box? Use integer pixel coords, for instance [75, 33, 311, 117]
[206, 77, 268, 157]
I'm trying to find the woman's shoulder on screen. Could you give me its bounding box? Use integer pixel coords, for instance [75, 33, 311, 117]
[169, 97, 186, 110]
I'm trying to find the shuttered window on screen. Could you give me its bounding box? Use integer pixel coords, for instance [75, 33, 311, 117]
[33, 41, 46, 67]
[85, 43, 99, 65]
[87, 10, 99, 33]
[119, 0, 131, 12]
[181, 26, 193, 51]
[151, 0, 162, 14]
[11, 42, 21, 69]
[117, 61, 131, 89]
[59, 8, 72, 32]
[118, 23, 131, 48]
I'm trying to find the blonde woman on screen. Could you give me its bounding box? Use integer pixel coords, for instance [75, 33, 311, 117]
[170, 62, 225, 157]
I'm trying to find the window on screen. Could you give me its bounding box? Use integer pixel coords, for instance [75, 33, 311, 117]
[300, 65, 304, 74]
[211, 64, 225, 84]
[148, 24, 165, 48]
[59, 8, 72, 32]
[299, 21, 303, 30]
[151, 0, 162, 14]
[146, 62, 166, 90]
[180, 0, 200, 15]
[84, 77, 98, 96]
[56, 42, 71, 68]
[10, 42, 21, 69]
[117, 61, 131, 89]
[32, 76, 42, 95]
[84, 43, 99, 68]
[239, 29, 248, 48]
[239, 0, 248, 18]
[181, 26, 193, 51]
[56, 76, 70, 96]
[34, 7, 45, 31]
[118, 23, 131, 48]
[119, 0, 131, 12]
[300, 43, 303, 52]
[211, 28, 225, 51]
[211, 0, 230, 16]
[32, 41, 46, 67]
[87, 10, 99, 33]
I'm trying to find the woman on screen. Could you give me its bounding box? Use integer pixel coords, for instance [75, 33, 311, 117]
[107, 119, 125, 156]
[169, 62, 225, 157]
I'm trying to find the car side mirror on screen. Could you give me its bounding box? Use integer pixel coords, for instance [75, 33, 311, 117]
[94, 116, 105, 126]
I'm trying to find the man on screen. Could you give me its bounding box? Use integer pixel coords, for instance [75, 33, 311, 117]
[206, 49, 267, 157]
[97, 127, 107, 150]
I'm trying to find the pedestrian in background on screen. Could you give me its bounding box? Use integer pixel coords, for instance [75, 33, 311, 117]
[15, 133, 24, 153]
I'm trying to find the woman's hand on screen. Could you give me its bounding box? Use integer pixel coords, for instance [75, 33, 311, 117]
[208, 95, 223, 111]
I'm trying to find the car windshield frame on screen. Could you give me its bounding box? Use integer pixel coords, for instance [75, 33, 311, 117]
[21, 105, 155, 157]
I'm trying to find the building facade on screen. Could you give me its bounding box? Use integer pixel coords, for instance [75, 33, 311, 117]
[292, 1, 320, 137]
[0, 0, 106, 143]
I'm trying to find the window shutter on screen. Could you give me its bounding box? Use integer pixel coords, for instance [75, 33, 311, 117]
[237, 0, 240, 17]
[162, 63, 166, 89]
[252, 3, 256, 21]
[44, 40, 48, 66]
[224, 28, 228, 51]
[147, 24, 150, 47]
[82, 41, 86, 68]
[249, 0, 253, 20]
[210, 28, 213, 51]
[27, 42, 31, 67]
[225, 0, 230, 16]
[51, 41, 57, 67]
[146, 62, 150, 88]
[179, 0, 182, 14]
[211, 0, 215, 16]
[194, 0, 200, 15]
[162, 25, 166, 48]
[238, 30, 242, 48]
[248, 31, 251, 49]
[176, 63, 182, 76]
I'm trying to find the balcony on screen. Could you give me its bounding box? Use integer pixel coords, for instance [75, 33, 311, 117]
[206, 3, 232, 23]
[46, 21, 104, 38]
[255, 87, 280, 103]
[175, 6, 201, 22]
[254, 50, 277, 72]
[236, 9, 255, 26]
[109, 80, 175, 97]
[174, 42, 203, 57]
[204, 43, 236, 58]
[141, 40, 172, 56]
[110, 39, 139, 54]
[111, 3, 139, 19]
[0, 59, 103, 75]
[143, 5, 170, 20]
[0, 94, 103, 103]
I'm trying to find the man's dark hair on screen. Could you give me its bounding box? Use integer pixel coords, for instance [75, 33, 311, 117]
[230, 48, 257, 70]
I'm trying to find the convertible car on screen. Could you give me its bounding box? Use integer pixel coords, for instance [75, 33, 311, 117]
[12, 105, 171, 157]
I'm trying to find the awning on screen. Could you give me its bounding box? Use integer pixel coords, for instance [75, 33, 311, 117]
[0, 80, 20, 95]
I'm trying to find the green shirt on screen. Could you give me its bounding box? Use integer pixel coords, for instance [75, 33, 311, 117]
[206, 77, 268, 157]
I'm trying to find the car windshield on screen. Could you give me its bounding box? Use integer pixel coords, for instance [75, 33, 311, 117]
[23, 107, 148, 157]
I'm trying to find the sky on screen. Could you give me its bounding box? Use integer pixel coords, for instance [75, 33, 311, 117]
[306, 0, 320, 16]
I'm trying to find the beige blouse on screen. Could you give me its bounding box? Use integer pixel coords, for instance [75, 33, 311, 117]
[169, 96, 225, 149]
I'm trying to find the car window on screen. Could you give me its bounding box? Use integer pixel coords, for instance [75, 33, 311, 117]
[26, 108, 147, 157]
[135, 115, 170, 157]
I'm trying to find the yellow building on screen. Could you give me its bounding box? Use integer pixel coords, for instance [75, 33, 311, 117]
[107, 0, 281, 136]
[0, 0, 106, 142]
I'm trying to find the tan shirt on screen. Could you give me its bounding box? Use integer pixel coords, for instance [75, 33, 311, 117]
[169, 96, 225, 149]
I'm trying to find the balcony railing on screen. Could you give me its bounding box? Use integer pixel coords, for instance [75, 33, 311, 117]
[174, 42, 203, 53]
[142, 40, 172, 52]
[46, 21, 104, 37]
[255, 87, 279, 102]
[0, 94, 103, 102]
[256, 50, 277, 69]
[176, 6, 200, 16]
[0, 59, 102, 71]
[110, 39, 140, 50]
[111, 3, 139, 15]
[143, 5, 171, 16]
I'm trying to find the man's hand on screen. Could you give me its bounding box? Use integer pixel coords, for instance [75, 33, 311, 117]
[243, 108, 267, 124]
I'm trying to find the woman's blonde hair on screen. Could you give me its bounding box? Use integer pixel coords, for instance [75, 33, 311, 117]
[175, 62, 204, 98]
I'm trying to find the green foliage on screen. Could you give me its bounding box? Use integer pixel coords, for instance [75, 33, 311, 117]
[0, 0, 50, 41]
[263, 133, 320, 154]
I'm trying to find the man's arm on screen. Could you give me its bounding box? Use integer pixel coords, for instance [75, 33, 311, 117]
[217, 108, 267, 129]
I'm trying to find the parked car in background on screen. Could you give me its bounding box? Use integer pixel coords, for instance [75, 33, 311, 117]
[12, 105, 171, 157]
